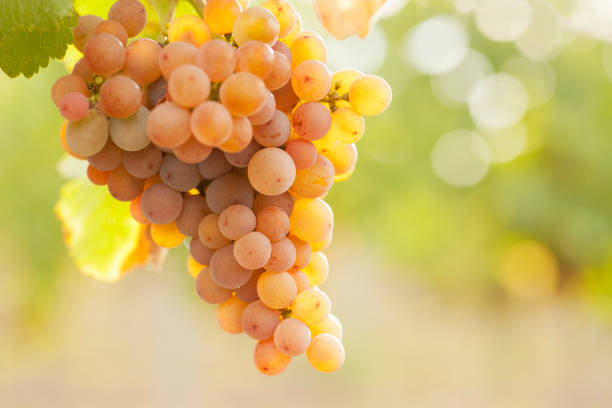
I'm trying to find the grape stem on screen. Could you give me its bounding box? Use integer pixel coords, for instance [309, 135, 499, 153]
[187, 0, 206, 17]
[321, 90, 349, 112]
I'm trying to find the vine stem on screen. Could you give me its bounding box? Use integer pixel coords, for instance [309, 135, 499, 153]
[187, 0, 206, 17]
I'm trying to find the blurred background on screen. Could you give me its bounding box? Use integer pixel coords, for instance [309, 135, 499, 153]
[2, 0, 612, 406]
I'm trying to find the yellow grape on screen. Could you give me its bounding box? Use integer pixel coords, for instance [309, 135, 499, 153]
[325, 142, 358, 182]
[332, 68, 363, 96]
[264, 51, 291, 91]
[306, 334, 345, 373]
[303, 251, 329, 286]
[257, 271, 297, 309]
[290, 154, 335, 198]
[290, 270, 310, 293]
[328, 108, 364, 144]
[262, 0, 298, 38]
[233, 6, 280, 46]
[290, 33, 327, 70]
[288, 235, 312, 272]
[349, 75, 392, 116]
[204, 0, 243, 35]
[217, 295, 248, 334]
[289, 198, 333, 243]
[313, 130, 340, 155]
[236, 40, 275, 79]
[310, 314, 343, 340]
[168, 15, 212, 48]
[150, 222, 185, 248]
[292, 288, 331, 326]
[291, 60, 332, 102]
[220, 72, 268, 116]
[219, 115, 254, 153]
[279, 12, 302, 46]
[309, 230, 332, 252]
[190, 101, 233, 147]
[254, 338, 291, 376]
[187, 255, 205, 279]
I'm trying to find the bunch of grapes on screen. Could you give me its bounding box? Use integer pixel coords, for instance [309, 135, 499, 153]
[52, 0, 391, 375]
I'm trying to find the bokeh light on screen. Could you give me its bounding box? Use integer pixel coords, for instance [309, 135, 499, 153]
[515, 0, 563, 61]
[475, 0, 532, 42]
[469, 73, 528, 130]
[502, 57, 557, 109]
[431, 49, 492, 104]
[481, 122, 528, 164]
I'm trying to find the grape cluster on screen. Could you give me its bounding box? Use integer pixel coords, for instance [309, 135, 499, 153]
[52, 0, 391, 375]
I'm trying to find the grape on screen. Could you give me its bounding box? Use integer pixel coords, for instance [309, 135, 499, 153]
[99, 75, 142, 119]
[158, 41, 197, 81]
[312, 130, 340, 155]
[264, 51, 291, 91]
[145, 174, 162, 187]
[328, 108, 364, 144]
[248, 148, 296, 196]
[236, 41, 275, 79]
[123, 144, 162, 178]
[279, 11, 302, 46]
[262, 0, 298, 38]
[272, 82, 299, 113]
[349, 75, 392, 116]
[145, 76, 167, 108]
[110, 105, 151, 151]
[220, 72, 268, 116]
[290, 33, 327, 70]
[293, 288, 331, 326]
[311, 314, 343, 340]
[253, 110, 291, 147]
[204, 0, 243, 36]
[167, 15, 212, 48]
[209, 244, 253, 289]
[168, 64, 211, 108]
[326, 142, 358, 181]
[233, 7, 280, 46]
[129, 194, 148, 224]
[159, 154, 201, 192]
[190, 237, 215, 265]
[254, 338, 291, 376]
[289, 198, 333, 243]
[146, 102, 191, 148]
[306, 334, 345, 373]
[292, 102, 332, 141]
[84, 33, 126, 77]
[205, 173, 254, 214]
[218, 295, 248, 334]
[265, 237, 296, 272]
[72, 59, 95, 82]
[303, 251, 329, 286]
[219, 116, 254, 154]
[51, 75, 89, 106]
[272, 41, 292, 61]
[224, 139, 260, 168]
[187, 255, 204, 279]
[88, 138, 122, 171]
[60, 121, 84, 159]
[87, 165, 109, 186]
[291, 60, 332, 102]
[73, 15, 103, 52]
[248, 92, 276, 126]
[310, 230, 332, 252]
[139, 183, 183, 224]
[241, 300, 280, 340]
[198, 149, 232, 180]
[196, 266, 232, 304]
[256, 206, 290, 242]
[234, 231, 272, 270]
[288, 235, 312, 272]
[252, 192, 294, 215]
[235, 270, 263, 303]
[123, 39, 162, 85]
[331, 68, 363, 97]
[108, 0, 147, 37]
[173, 137, 213, 164]
[94, 20, 128, 46]
[107, 165, 145, 201]
[285, 139, 317, 170]
[257, 271, 297, 309]
[178, 194, 210, 237]
[274, 318, 311, 356]
[198, 214, 231, 249]
[291, 154, 335, 198]
[191, 101, 233, 147]
[218, 205, 256, 240]
[290, 270, 310, 293]
[59, 92, 90, 121]
[195, 39, 236, 82]
[66, 109, 109, 157]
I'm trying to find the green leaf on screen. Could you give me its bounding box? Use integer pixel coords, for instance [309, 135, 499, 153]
[0, 0, 77, 78]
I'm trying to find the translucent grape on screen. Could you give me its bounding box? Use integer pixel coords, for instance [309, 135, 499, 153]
[264, 51, 291, 91]
[123, 144, 162, 178]
[87, 165, 109, 186]
[272, 82, 299, 113]
[254, 339, 291, 376]
[265, 237, 296, 272]
[195, 39, 236, 82]
[291, 154, 335, 198]
[329, 108, 364, 143]
[159, 155, 201, 192]
[252, 192, 294, 215]
[256, 206, 290, 242]
[285, 139, 317, 170]
[310, 230, 332, 252]
[187, 255, 204, 279]
[326, 142, 358, 181]
[288, 235, 312, 272]
[307, 334, 345, 373]
[110, 105, 151, 151]
[291, 60, 331, 101]
[205, 173, 254, 214]
[219, 116, 254, 154]
[178, 194, 210, 237]
[262, 0, 298, 38]
[191, 101, 233, 147]
[289, 198, 333, 243]
[168, 15, 212, 48]
[241, 300, 280, 340]
[311, 314, 343, 340]
[257, 271, 297, 309]
[158, 41, 198, 81]
[196, 266, 232, 304]
[99, 75, 141, 119]
[204, 0, 243, 35]
[145, 76, 167, 108]
[247, 92, 276, 126]
[59, 92, 90, 121]
[168, 64, 211, 108]
[88, 139, 122, 171]
[290, 33, 327, 70]
[73, 15, 103, 52]
[279, 12, 302, 46]
[224, 139, 260, 168]
[140, 183, 183, 224]
[332, 69, 363, 97]
[190, 237, 215, 265]
[233, 7, 280, 46]
[173, 136, 213, 164]
[218, 295, 248, 334]
[59, 120, 84, 159]
[234, 231, 272, 270]
[72, 59, 94, 82]
[84, 33, 126, 77]
[290, 270, 310, 293]
[51, 75, 89, 106]
[274, 318, 311, 356]
[248, 148, 296, 196]
[146, 101, 191, 148]
[198, 149, 232, 180]
[272, 41, 292, 61]
[107, 165, 145, 202]
[129, 194, 148, 224]
[108, 0, 147, 37]
[235, 270, 263, 303]
[303, 251, 329, 286]
[199, 214, 231, 249]
[220, 72, 268, 116]
[94, 20, 128, 46]
[348, 75, 392, 116]
[292, 102, 332, 141]
[236, 41, 275, 79]
[66, 109, 109, 157]
[218, 204, 256, 240]
[123, 39, 162, 85]
[292, 288, 331, 326]
[253, 110, 290, 147]
[209, 244, 253, 289]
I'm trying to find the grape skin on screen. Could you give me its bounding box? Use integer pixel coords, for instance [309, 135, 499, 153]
[265, 237, 296, 272]
[289, 197, 333, 243]
[292, 101, 332, 141]
[168, 64, 211, 108]
[290, 154, 335, 198]
[219, 116, 254, 154]
[99, 75, 142, 119]
[303, 251, 329, 286]
[288, 235, 312, 272]
[84, 33, 126, 77]
[59, 92, 90, 122]
[88, 139, 123, 171]
[220, 72, 268, 117]
[173, 136, 213, 164]
[248, 92, 276, 126]
[140, 183, 183, 224]
[198, 149, 233, 180]
[218, 204, 256, 240]
[204, 0, 243, 36]
[236, 40, 275, 79]
[292, 288, 331, 326]
[159, 154, 201, 192]
[235, 270, 263, 303]
[151, 222, 185, 248]
[291, 60, 332, 102]
[224, 139, 260, 168]
[123, 38, 163, 85]
[253, 110, 291, 147]
[109, 105, 151, 151]
[123, 144, 162, 178]
[107, 165, 145, 202]
[252, 192, 294, 215]
[158, 41, 198, 80]
[257, 271, 297, 309]
[146, 102, 191, 148]
[306, 334, 345, 373]
[196, 266, 232, 304]
[191, 101, 233, 147]
[348, 74, 393, 116]
[87, 165, 109, 186]
[178, 194, 210, 237]
[290, 270, 310, 293]
[254, 338, 291, 376]
[66, 109, 109, 157]
[241, 300, 281, 340]
[73, 15, 103, 52]
[285, 139, 317, 170]
[196, 39, 236, 82]
[218, 295, 248, 334]
[205, 173, 254, 214]
[209, 244, 253, 289]
[199, 214, 231, 249]
[108, 0, 147, 37]
[274, 317, 311, 356]
[190, 237, 215, 265]
[234, 231, 272, 270]
[94, 20, 128, 46]
[263, 51, 291, 91]
[51, 75, 90, 107]
[167, 14, 212, 48]
[262, 0, 298, 38]
[248, 148, 296, 196]
[256, 206, 290, 242]
[233, 6, 280, 46]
